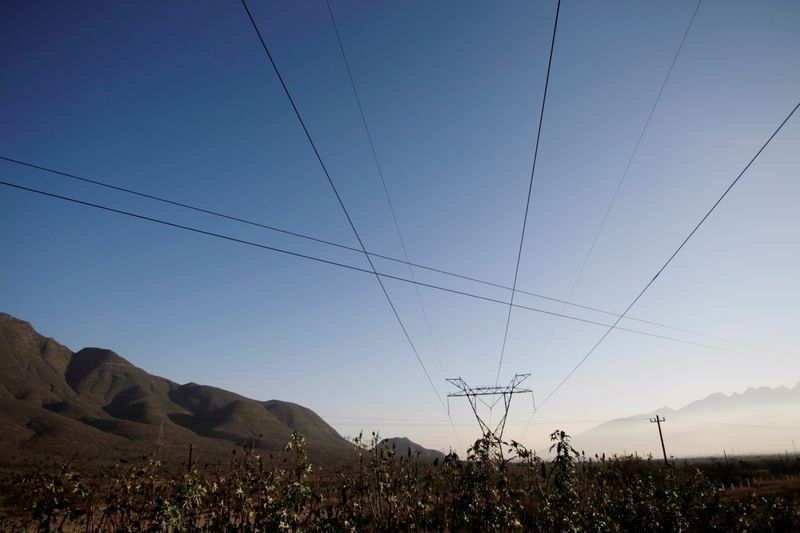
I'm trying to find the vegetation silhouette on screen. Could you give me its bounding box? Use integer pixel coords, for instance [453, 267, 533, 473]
[5, 430, 800, 531]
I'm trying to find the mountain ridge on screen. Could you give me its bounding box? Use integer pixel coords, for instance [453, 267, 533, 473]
[377, 437, 447, 461]
[0, 312, 355, 465]
[573, 381, 800, 457]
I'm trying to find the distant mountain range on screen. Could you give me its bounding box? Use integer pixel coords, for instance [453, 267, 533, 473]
[0, 312, 355, 465]
[377, 437, 446, 461]
[573, 383, 800, 458]
[6, 311, 795, 465]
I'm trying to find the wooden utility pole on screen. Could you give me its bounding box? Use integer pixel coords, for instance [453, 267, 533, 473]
[649, 415, 669, 466]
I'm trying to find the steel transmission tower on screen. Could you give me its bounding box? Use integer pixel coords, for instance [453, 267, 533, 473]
[447, 373, 534, 444]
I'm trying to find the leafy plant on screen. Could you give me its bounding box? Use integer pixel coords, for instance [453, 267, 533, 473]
[7, 429, 800, 531]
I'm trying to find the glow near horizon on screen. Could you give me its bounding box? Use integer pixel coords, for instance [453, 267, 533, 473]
[1, 0, 799, 454]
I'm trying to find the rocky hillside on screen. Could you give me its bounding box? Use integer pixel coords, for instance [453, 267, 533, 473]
[377, 437, 446, 461]
[0, 313, 354, 465]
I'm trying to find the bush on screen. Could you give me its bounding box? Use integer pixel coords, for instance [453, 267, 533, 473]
[8, 430, 800, 532]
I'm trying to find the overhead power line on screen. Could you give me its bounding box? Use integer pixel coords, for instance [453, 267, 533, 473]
[3, 178, 794, 367]
[2, 154, 796, 360]
[322, 415, 618, 424]
[537, 98, 800, 411]
[496, 0, 561, 385]
[239, 0, 442, 410]
[325, 416, 800, 433]
[538, 0, 704, 358]
[681, 419, 800, 432]
[324, 0, 445, 375]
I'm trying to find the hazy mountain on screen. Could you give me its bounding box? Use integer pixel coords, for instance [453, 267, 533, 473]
[377, 437, 446, 461]
[573, 384, 800, 458]
[0, 312, 354, 465]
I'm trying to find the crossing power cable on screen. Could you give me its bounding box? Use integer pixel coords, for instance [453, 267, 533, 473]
[329, 416, 800, 432]
[496, 0, 561, 385]
[2, 154, 796, 359]
[537, 0, 704, 359]
[241, 0, 452, 418]
[324, 0, 446, 376]
[536, 98, 800, 412]
[4, 178, 793, 366]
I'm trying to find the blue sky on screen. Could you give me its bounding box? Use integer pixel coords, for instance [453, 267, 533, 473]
[2, 0, 799, 453]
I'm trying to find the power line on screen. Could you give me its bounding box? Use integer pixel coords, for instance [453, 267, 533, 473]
[324, 0, 445, 375]
[326, 415, 800, 431]
[3, 154, 795, 359]
[323, 415, 617, 424]
[323, 0, 460, 447]
[618, 316, 796, 357]
[239, 0, 447, 412]
[328, 418, 633, 428]
[537, 98, 800, 410]
[681, 419, 800, 431]
[496, 0, 561, 385]
[331, 418, 800, 432]
[537, 0, 704, 359]
[4, 178, 791, 366]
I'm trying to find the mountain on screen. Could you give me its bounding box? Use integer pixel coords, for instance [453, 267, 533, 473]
[0, 312, 354, 466]
[377, 437, 446, 461]
[573, 384, 800, 458]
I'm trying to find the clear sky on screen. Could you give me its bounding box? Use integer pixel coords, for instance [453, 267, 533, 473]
[2, 0, 799, 454]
